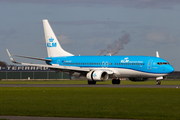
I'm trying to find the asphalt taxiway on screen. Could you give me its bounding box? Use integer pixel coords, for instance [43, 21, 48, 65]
[0, 116, 133, 120]
[0, 84, 179, 88]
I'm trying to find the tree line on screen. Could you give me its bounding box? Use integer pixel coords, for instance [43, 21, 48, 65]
[0, 61, 7, 66]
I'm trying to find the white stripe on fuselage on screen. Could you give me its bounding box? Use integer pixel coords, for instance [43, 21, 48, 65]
[87, 67, 167, 78]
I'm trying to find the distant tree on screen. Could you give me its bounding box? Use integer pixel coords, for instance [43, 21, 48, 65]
[0, 61, 7, 66]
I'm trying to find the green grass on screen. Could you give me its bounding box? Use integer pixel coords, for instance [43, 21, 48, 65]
[0, 87, 180, 120]
[0, 79, 180, 85]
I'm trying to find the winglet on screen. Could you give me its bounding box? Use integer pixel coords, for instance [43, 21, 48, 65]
[156, 51, 159, 58]
[6, 49, 20, 64]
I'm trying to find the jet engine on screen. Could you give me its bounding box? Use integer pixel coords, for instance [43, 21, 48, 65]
[86, 70, 109, 81]
[129, 78, 148, 81]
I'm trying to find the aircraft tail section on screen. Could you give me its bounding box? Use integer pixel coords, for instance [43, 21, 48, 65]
[43, 19, 74, 57]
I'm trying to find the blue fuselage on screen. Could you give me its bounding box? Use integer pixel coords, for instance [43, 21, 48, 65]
[46, 56, 174, 75]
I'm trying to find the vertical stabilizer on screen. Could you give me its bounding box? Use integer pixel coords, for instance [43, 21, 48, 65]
[43, 19, 74, 57]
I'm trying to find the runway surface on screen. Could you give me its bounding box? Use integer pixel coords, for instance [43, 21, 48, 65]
[0, 84, 179, 88]
[0, 116, 133, 120]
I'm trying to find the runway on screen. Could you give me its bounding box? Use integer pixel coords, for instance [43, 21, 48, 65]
[0, 84, 179, 88]
[0, 116, 133, 120]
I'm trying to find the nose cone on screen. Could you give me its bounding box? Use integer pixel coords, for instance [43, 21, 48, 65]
[167, 66, 174, 73]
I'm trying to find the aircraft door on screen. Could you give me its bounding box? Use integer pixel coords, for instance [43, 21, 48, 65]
[57, 59, 61, 65]
[163, 66, 166, 72]
[147, 60, 153, 70]
[101, 61, 108, 68]
[105, 61, 108, 68]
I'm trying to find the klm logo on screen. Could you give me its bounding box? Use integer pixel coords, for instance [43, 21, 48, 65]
[47, 37, 57, 47]
[47, 43, 57, 47]
[93, 73, 97, 77]
[49, 37, 54, 42]
[121, 57, 129, 63]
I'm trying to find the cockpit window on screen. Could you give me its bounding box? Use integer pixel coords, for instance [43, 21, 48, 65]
[157, 62, 169, 65]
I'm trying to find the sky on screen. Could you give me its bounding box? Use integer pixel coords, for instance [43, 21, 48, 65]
[0, 0, 180, 70]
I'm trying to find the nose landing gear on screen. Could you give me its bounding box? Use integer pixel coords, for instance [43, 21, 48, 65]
[156, 80, 161, 85]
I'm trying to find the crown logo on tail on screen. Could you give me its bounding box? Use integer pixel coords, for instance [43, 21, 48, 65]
[49, 37, 54, 42]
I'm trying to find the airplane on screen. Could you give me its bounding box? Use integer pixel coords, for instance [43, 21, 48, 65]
[6, 19, 174, 85]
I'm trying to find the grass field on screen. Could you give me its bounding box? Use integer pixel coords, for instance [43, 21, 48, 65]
[1, 79, 180, 85]
[0, 87, 180, 120]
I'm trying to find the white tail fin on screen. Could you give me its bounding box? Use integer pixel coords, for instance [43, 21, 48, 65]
[43, 19, 74, 57]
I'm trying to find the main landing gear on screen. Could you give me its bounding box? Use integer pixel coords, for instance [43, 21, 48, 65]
[88, 79, 121, 85]
[88, 80, 96, 85]
[112, 78, 121, 84]
[156, 80, 161, 85]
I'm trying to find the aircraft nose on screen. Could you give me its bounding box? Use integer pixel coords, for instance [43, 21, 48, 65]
[167, 66, 174, 73]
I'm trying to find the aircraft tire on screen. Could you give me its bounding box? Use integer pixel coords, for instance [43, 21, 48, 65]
[116, 79, 120, 84]
[156, 80, 161, 85]
[112, 79, 116, 84]
[88, 80, 96, 85]
[112, 79, 120, 84]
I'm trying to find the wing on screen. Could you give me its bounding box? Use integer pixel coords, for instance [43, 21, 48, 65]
[21, 63, 90, 72]
[14, 55, 52, 62]
[6, 49, 114, 75]
[6, 49, 89, 72]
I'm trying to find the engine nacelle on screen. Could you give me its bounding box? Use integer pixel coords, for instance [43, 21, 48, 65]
[129, 78, 148, 81]
[86, 70, 109, 81]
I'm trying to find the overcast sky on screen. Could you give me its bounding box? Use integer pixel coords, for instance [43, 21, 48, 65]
[1, 0, 180, 70]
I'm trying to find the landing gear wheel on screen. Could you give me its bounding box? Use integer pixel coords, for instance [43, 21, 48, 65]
[88, 80, 96, 85]
[156, 80, 161, 85]
[112, 79, 121, 84]
[116, 79, 120, 84]
[112, 79, 116, 84]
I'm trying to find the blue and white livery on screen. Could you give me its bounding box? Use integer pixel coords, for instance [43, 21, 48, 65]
[6, 19, 174, 85]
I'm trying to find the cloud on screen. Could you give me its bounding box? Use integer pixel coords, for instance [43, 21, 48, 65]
[0, 29, 17, 44]
[0, 29, 16, 36]
[52, 20, 136, 26]
[1, 0, 180, 9]
[146, 32, 174, 43]
[57, 33, 74, 45]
